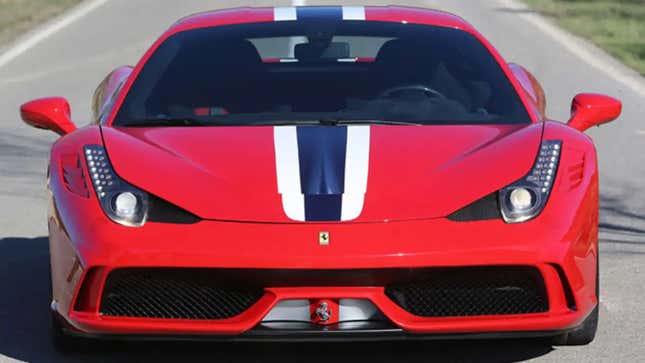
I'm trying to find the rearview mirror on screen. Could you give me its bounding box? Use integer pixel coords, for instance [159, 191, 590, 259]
[568, 93, 621, 132]
[295, 42, 350, 61]
[20, 97, 76, 136]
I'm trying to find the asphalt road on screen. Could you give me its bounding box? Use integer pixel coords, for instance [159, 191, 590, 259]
[1, 0, 644, 362]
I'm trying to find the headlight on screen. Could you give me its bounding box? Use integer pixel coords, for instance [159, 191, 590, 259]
[499, 140, 561, 223]
[447, 140, 561, 223]
[509, 188, 533, 210]
[114, 192, 139, 219]
[84, 145, 148, 226]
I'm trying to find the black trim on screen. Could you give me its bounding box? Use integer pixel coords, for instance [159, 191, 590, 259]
[147, 194, 200, 224]
[51, 307, 585, 343]
[551, 264, 577, 311]
[447, 192, 502, 222]
[60, 325, 569, 343]
[96, 266, 541, 288]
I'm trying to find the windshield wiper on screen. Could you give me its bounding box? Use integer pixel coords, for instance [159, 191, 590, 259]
[243, 120, 324, 126]
[243, 119, 422, 126]
[119, 118, 423, 127]
[120, 118, 212, 127]
[318, 118, 423, 126]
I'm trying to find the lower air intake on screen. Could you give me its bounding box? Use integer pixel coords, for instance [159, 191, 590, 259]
[99, 269, 264, 320]
[385, 266, 548, 317]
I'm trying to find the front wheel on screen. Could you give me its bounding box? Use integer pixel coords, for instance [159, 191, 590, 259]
[51, 311, 77, 353]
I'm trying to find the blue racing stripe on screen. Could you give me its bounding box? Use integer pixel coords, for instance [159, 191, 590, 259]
[304, 195, 342, 221]
[297, 126, 347, 221]
[296, 7, 343, 21]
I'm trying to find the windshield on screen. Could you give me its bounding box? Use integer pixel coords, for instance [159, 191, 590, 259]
[114, 21, 531, 126]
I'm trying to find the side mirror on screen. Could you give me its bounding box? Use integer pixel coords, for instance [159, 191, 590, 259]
[568, 93, 622, 132]
[20, 97, 76, 136]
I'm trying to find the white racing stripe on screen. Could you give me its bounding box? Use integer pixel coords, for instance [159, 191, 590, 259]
[274, 126, 371, 222]
[276, 2, 304, 57]
[273, 1, 370, 222]
[274, 126, 305, 221]
[342, 6, 366, 21]
[274, 7, 297, 22]
[341, 126, 370, 221]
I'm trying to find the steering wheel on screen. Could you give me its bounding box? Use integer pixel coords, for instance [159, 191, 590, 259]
[378, 84, 446, 100]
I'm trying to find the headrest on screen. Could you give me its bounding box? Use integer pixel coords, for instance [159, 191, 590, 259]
[375, 39, 442, 67]
[214, 40, 263, 66]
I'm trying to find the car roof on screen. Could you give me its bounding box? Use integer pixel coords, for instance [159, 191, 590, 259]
[167, 6, 478, 36]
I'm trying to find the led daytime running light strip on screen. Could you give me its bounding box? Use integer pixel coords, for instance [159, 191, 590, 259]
[84, 145, 117, 199]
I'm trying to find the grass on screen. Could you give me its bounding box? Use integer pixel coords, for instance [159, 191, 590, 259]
[0, 0, 82, 47]
[523, 0, 645, 76]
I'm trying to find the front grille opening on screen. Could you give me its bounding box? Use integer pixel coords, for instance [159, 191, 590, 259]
[385, 266, 549, 317]
[99, 269, 264, 320]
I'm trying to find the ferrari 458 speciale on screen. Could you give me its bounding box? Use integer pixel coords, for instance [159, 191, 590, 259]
[20, 6, 622, 350]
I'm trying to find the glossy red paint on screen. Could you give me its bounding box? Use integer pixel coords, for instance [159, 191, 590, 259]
[47, 126, 104, 320]
[45, 124, 599, 336]
[568, 93, 622, 132]
[20, 97, 75, 136]
[29, 6, 616, 340]
[100, 124, 540, 222]
[68, 279, 583, 335]
[60, 152, 89, 198]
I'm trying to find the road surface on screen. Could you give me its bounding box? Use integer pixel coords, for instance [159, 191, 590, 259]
[1, 0, 644, 362]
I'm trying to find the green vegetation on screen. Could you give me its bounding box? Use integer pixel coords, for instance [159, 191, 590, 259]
[0, 0, 81, 46]
[523, 0, 645, 75]
[524, 0, 645, 75]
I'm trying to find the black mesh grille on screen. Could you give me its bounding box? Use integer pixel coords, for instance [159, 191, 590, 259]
[385, 267, 548, 317]
[100, 269, 264, 320]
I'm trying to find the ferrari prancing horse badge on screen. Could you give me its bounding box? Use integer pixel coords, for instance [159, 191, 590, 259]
[319, 231, 330, 246]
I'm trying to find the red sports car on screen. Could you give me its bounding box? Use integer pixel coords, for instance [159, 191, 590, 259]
[21, 6, 621, 350]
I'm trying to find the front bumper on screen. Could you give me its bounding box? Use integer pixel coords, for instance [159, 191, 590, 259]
[56, 317, 575, 342]
[49, 203, 598, 338]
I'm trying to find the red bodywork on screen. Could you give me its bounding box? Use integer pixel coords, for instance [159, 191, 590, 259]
[41, 6, 604, 339]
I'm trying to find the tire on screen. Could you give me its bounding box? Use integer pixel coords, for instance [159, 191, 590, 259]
[552, 305, 599, 346]
[51, 309, 96, 354]
[552, 255, 600, 346]
[50, 312, 76, 354]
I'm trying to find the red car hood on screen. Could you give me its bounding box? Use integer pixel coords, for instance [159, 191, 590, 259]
[101, 123, 543, 223]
